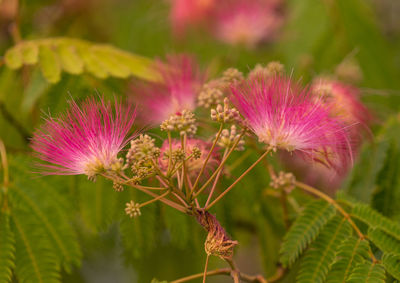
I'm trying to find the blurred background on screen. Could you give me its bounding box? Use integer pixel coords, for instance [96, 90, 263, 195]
[0, 0, 399, 282]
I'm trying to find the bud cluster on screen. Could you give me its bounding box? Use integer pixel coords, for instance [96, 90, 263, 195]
[248, 61, 285, 80]
[126, 134, 161, 180]
[198, 68, 244, 108]
[270, 171, 296, 193]
[125, 200, 141, 218]
[160, 110, 197, 136]
[217, 125, 245, 151]
[211, 98, 240, 123]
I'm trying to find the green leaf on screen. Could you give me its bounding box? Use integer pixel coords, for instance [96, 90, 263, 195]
[4, 46, 22, 69]
[0, 214, 15, 283]
[351, 203, 400, 241]
[297, 216, 352, 283]
[346, 262, 386, 283]
[20, 42, 39, 65]
[38, 44, 61, 83]
[12, 211, 61, 283]
[326, 238, 370, 283]
[2, 38, 157, 83]
[368, 228, 400, 255]
[57, 43, 84, 75]
[8, 156, 82, 272]
[382, 253, 400, 280]
[280, 199, 336, 267]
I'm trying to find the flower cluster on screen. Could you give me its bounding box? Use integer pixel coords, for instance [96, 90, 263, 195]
[31, 97, 136, 180]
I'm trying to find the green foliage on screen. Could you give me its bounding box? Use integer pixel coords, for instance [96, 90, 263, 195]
[326, 238, 370, 283]
[4, 38, 157, 83]
[0, 214, 15, 283]
[352, 203, 400, 241]
[382, 253, 400, 280]
[368, 228, 400, 255]
[346, 262, 386, 283]
[0, 156, 82, 283]
[297, 216, 352, 283]
[280, 199, 336, 267]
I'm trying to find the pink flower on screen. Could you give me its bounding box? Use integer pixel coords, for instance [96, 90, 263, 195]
[170, 0, 215, 36]
[159, 138, 219, 177]
[131, 54, 205, 124]
[311, 78, 371, 134]
[213, 0, 283, 47]
[230, 76, 352, 169]
[31, 97, 136, 178]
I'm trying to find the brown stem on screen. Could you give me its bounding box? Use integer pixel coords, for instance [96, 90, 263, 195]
[204, 148, 228, 208]
[171, 268, 231, 283]
[191, 123, 224, 194]
[193, 131, 245, 199]
[206, 150, 270, 210]
[202, 254, 210, 283]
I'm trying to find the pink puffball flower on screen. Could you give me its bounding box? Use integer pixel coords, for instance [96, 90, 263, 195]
[213, 0, 283, 48]
[311, 78, 371, 132]
[159, 138, 219, 178]
[131, 54, 205, 125]
[31, 97, 136, 179]
[170, 0, 215, 37]
[230, 75, 352, 169]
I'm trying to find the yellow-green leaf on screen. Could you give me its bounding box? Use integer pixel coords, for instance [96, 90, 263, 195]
[91, 45, 131, 78]
[57, 43, 84, 75]
[4, 46, 22, 69]
[20, 42, 39, 65]
[38, 45, 61, 83]
[77, 45, 109, 79]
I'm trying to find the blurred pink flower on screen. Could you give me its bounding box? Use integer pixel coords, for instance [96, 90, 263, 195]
[213, 0, 283, 47]
[170, 0, 215, 36]
[230, 75, 352, 170]
[131, 54, 205, 124]
[311, 78, 371, 136]
[31, 97, 136, 178]
[159, 138, 219, 177]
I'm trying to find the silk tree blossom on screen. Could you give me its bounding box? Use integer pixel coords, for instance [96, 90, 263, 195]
[31, 97, 136, 179]
[170, 0, 215, 36]
[311, 78, 371, 133]
[131, 54, 205, 124]
[213, 0, 283, 47]
[230, 75, 353, 169]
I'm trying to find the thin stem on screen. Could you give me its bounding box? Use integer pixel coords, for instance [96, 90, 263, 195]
[193, 131, 246, 199]
[294, 180, 377, 263]
[171, 268, 230, 283]
[206, 150, 270, 210]
[202, 254, 210, 283]
[0, 140, 9, 187]
[167, 131, 172, 175]
[139, 190, 170, 208]
[134, 186, 186, 213]
[204, 148, 228, 208]
[191, 123, 224, 193]
[181, 134, 190, 198]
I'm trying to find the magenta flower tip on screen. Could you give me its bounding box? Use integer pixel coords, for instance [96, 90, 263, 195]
[230, 75, 353, 170]
[31, 97, 136, 178]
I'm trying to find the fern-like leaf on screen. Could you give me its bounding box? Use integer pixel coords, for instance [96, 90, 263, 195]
[0, 214, 15, 283]
[346, 261, 386, 283]
[382, 253, 400, 280]
[12, 211, 61, 283]
[280, 199, 336, 267]
[4, 38, 157, 83]
[8, 156, 82, 272]
[297, 216, 351, 283]
[368, 227, 400, 255]
[326, 237, 370, 283]
[351, 203, 400, 241]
